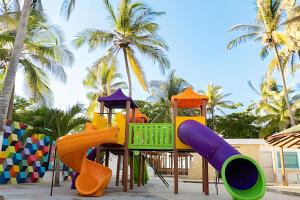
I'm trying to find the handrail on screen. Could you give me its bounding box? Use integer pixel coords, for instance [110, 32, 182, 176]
[129, 123, 174, 150]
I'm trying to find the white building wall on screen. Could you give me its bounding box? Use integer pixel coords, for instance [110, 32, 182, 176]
[260, 144, 300, 184]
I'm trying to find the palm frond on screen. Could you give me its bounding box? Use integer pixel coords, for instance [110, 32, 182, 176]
[248, 81, 261, 95]
[259, 46, 270, 59]
[0, 13, 18, 29]
[29, 54, 67, 83]
[267, 49, 289, 76]
[73, 29, 114, 51]
[272, 31, 288, 45]
[227, 33, 260, 50]
[103, 0, 116, 22]
[133, 43, 170, 74]
[229, 24, 263, 32]
[133, 34, 168, 50]
[60, 0, 76, 20]
[281, 14, 300, 26]
[203, 83, 240, 114]
[20, 58, 53, 106]
[86, 93, 99, 117]
[32, 0, 43, 13]
[148, 70, 190, 102]
[126, 48, 148, 92]
[111, 81, 127, 89]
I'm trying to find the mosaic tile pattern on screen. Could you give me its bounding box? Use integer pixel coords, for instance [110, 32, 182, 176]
[0, 122, 50, 184]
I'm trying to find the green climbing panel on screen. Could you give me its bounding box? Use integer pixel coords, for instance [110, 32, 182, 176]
[128, 123, 174, 150]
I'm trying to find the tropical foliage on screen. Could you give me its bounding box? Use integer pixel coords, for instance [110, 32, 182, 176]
[208, 111, 260, 139]
[13, 95, 35, 121]
[227, 0, 300, 126]
[0, 6, 74, 105]
[135, 100, 165, 122]
[148, 70, 190, 122]
[73, 0, 170, 96]
[18, 104, 88, 186]
[252, 82, 300, 137]
[83, 54, 127, 116]
[0, 0, 32, 134]
[268, 0, 300, 80]
[4, 0, 300, 144]
[199, 83, 242, 129]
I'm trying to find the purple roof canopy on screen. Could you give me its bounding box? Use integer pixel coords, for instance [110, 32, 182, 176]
[98, 89, 137, 109]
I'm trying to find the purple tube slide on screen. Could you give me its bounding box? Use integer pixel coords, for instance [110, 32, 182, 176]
[178, 120, 240, 172]
[178, 120, 267, 199]
[178, 120, 265, 194]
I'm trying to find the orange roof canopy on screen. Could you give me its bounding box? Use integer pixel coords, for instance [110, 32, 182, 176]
[123, 109, 149, 123]
[171, 87, 208, 108]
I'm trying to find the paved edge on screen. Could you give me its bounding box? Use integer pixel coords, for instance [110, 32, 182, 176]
[182, 179, 224, 184]
[267, 188, 300, 197]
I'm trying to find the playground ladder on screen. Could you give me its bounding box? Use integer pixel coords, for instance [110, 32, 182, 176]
[142, 153, 169, 187]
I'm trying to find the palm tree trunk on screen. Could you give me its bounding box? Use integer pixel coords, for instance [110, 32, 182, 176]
[54, 157, 61, 187]
[7, 85, 15, 121]
[0, 0, 32, 135]
[274, 44, 296, 126]
[122, 48, 132, 97]
[169, 103, 174, 123]
[211, 108, 215, 130]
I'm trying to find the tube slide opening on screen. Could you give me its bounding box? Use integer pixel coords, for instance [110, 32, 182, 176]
[225, 158, 258, 190]
[221, 155, 266, 200]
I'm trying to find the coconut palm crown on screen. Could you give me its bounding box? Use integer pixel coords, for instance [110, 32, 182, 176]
[0, 6, 74, 105]
[227, 0, 300, 126]
[83, 53, 127, 116]
[254, 85, 300, 137]
[148, 70, 190, 122]
[73, 0, 170, 97]
[199, 83, 242, 130]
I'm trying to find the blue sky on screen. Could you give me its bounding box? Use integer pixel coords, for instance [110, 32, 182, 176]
[15, 0, 297, 111]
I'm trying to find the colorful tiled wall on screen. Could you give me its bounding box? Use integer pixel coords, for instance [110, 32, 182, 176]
[0, 122, 51, 184]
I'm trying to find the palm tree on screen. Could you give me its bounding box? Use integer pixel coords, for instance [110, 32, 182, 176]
[148, 70, 190, 122]
[247, 77, 282, 114]
[266, 47, 298, 80]
[0, 5, 74, 118]
[227, 0, 300, 126]
[0, 0, 41, 135]
[264, 2, 300, 86]
[73, 0, 170, 97]
[24, 104, 88, 186]
[255, 86, 300, 138]
[248, 78, 281, 101]
[199, 83, 241, 130]
[83, 54, 127, 116]
[267, 4, 300, 82]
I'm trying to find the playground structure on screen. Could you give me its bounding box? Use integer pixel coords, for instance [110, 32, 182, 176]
[56, 88, 267, 200]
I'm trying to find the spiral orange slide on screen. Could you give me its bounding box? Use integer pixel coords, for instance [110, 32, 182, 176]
[56, 126, 118, 196]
